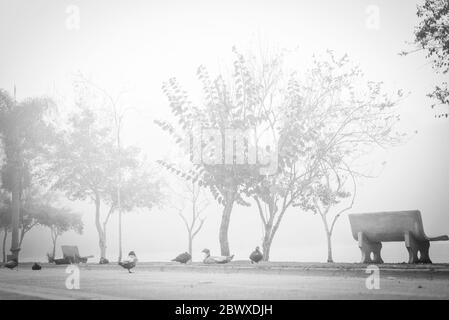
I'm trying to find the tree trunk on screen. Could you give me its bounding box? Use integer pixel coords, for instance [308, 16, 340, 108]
[52, 240, 56, 259]
[262, 235, 272, 262]
[10, 163, 20, 260]
[19, 228, 25, 249]
[326, 231, 333, 263]
[188, 232, 193, 259]
[116, 115, 123, 263]
[219, 192, 235, 256]
[94, 194, 107, 261]
[257, 200, 283, 262]
[102, 221, 109, 261]
[327, 235, 333, 263]
[118, 207, 122, 262]
[261, 217, 274, 261]
[2, 227, 7, 263]
[51, 231, 58, 259]
[321, 215, 334, 263]
[117, 163, 122, 263]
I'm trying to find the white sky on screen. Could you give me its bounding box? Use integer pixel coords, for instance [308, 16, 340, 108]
[1, 0, 448, 263]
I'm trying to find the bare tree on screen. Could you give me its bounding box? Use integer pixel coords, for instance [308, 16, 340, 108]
[169, 180, 209, 259]
[304, 163, 356, 262]
[246, 49, 404, 261]
[292, 52, 404, 262]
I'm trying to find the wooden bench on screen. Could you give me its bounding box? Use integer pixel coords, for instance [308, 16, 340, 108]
[348, 210, 448, 264]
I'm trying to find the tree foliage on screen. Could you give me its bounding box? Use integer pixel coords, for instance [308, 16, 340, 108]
[38, 203, 83, 259]
[156, 47, 270, 255]
[408, 0, 449, 116]
[0, 89, 56, 259]
[49, 97, 163, 261]
[241, 51, 403, 261]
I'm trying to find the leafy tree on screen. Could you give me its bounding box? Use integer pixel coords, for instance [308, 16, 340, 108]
[16, 187, 56, 248]
[49, 106, 117, 262]
[0, 184, 74, 257]
[236, 48, 321, 261]
[156, 47, 267, 256]
[157, 47, 403, 261]
[50, 94, 163, 262]
[0, 89, 55, 260]
[39, 207, 83, 259]
[404, 0, 449, 117]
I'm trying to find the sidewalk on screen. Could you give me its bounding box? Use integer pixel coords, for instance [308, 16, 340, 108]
[11, 261, 449, 279]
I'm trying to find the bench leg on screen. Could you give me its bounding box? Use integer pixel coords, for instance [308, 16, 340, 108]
[404, 232, 432, 264]
[371, 244, 383, 264]
[418, 241, 432, 264]
[358, 232, 383, 264]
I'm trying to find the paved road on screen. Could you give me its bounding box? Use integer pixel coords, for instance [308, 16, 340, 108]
[1, 264, 449, 299]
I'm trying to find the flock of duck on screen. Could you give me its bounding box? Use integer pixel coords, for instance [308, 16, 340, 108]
[1, 247, 264, 273]
[172, 246, 264, 264]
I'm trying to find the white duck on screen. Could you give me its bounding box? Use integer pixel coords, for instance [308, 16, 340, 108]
[202, 249, 234, 264]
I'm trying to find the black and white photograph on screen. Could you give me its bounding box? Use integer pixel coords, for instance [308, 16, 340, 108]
[0, 0, 449, 308]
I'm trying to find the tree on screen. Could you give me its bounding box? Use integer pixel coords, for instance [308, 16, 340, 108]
[0, 184, 73, 254]
[0, 190, 11, 262]
[74, 75, 129, 262]
[0, 89, 55, 260]
[291, 53, 403, 262]
[169, 179, 209, 259]
[49, 106, 117, 262]
[102, 159, 164, 257]
[239, 49, 403, 262]
[303, 165, 356, 263]
[40, 208, 83, 259]
[246, 169, 318, 261]
[237, 48, 320, 261]
[158, 46, 403, 261]
[156, 47, 267, 256]
[16, 187, 62, 248]
[50, 95, 163, 262]
[405, 0, 449, 117]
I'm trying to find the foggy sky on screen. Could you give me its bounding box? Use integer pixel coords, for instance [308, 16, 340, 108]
[1, 0, 448, 263]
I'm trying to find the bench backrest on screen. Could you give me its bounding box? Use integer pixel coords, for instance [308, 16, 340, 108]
[61, 245, 80, 258]
[348, 210, 426, 242]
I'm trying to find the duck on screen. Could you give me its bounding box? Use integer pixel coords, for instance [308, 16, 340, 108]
[172, 252, 191, 264]
[249, 246, 263, 263]
[4, 258, 18, 270]
[201, 249, 234, 264]
[119, 251, 138, 273]
[32, 262, 42, 270]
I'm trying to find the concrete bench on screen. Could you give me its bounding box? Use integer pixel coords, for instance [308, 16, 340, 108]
[348, 210, 448, 264]
[61, 245, 93, 264]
